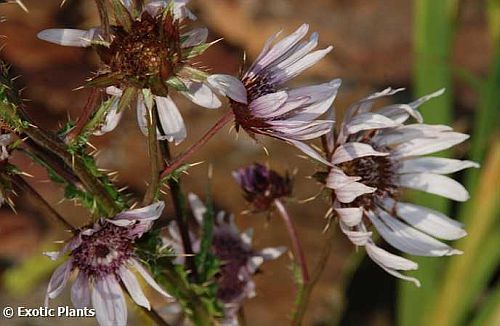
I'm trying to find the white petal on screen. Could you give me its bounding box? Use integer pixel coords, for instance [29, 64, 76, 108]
[106, 86, 123, 96]
[286, 79, 341, 121]
[249, 91, 288, 118]
[377, 103, 423, 124]
[155, 96, 187, 144]
[335, 207, 364, 226]
[38, 28, 96, 47]
[396, 173, 469, 201]
[240, 228, 253, 246]
[272, 46, 333, 84]
[0, 134, 13, 146]
[339, 220, 372, 246]
[342, 87, 405, 124]
[373, 124, 453, 146]
[335, 181, 376, 204]
[326, 167, 361, 189]
[71, 273, 90, 309]
[285, 138, 332, 166]
[92, 276, 127, 326]
[188, 193, 206, 224]
[131, 259, 172, 298]
[120, 267, 150, 310]
[114, 201, 165, 222]
[365, 242, 421, 287]
[206, 74, 248, 104]
[408, 88, 445, 111]
[399, 157, 479, 174]
[331, 142, 388, 164]
[46, 259, 72, 305]
[367, 209, 462, 256]
[249, 24, 309, 76]
[258, 246, 287, 260]
[136, 96, 149, 136]
[93, 97, 123, 136]
[181, 27, 208, 48]
[346, 112, 401, 134]
[182, 81, 221, 109]
[383, 198, 466, 240]
[248, 256, 265, 273]
[393, 132, 470, 157]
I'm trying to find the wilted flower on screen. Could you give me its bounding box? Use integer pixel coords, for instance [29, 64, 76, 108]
[38, 0, 225, 144]
[207, 24, 340, 165]
[324, 88, 478, 286]
[45, 202, 172, 326]
[233, 163, 292, 212]
[165, 193, 286, 324]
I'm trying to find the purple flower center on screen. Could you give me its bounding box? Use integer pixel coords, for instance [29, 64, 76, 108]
[71, 223, 133, 278]
[212, 229, 253, 302]
[340, 151, 399, 208]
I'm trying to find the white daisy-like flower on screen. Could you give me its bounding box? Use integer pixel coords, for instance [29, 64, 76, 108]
[324, 88, 478, 286]
[164, 193, 286, 325]
[207, 24, 340, 165]
[38, 0, 226, 144]
[45, 202, 172, 326]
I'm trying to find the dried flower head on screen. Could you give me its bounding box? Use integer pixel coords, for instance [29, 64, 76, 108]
[323, 88, 478, 286]
[164, 193, 286, 324]
[233, 163, 292, 212]
[38, 0, 226, 144]
[207, 24, 340, 164]
[45, 202, 171, 326]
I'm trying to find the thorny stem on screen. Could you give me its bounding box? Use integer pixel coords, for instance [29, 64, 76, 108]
[7, 173, 77, 233]
[292, 223, 337, 325]
[22, 122, 120, 216]
[160, 142, 198, 281]
[143, 104, 161, 205]
[274, 199, 310, 284]
[66, 88, 100, 142]
[159, 110, 234, 179]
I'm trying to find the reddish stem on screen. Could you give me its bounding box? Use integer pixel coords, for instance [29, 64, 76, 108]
[274, 199, 310, 284]
[66, 88, 100, 142]
[159, 110, 234, 179]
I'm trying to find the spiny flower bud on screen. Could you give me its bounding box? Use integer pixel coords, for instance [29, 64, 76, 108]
[233, 163, 292, 212]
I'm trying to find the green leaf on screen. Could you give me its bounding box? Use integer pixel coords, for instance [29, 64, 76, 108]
[165, 76, 188, 91]
[112, 0, 133, 32]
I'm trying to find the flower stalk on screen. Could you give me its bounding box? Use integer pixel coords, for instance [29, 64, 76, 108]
[274, 199, 309, 283]
[159, 110, 234, 179]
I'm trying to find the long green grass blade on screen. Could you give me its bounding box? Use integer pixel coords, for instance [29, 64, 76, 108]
[471, 284, 500, 326]
[428, 139, 500, 326]
[398, 1, 458, 325]
[463, 0, 500, 195]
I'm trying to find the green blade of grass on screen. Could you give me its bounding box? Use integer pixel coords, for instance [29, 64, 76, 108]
[398, 1, 458, 325]
[428, 139, 500, 326]
[463, 0, 500, 196]
[471, 284, 500, 326]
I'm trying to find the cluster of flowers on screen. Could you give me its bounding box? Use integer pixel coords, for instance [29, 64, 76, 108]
[0, 0, 476, 325]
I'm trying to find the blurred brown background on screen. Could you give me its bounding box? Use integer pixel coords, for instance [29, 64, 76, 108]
[0, 0, 491, 325]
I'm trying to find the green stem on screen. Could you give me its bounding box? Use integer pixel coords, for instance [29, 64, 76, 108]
[143, 104, 161, 205]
